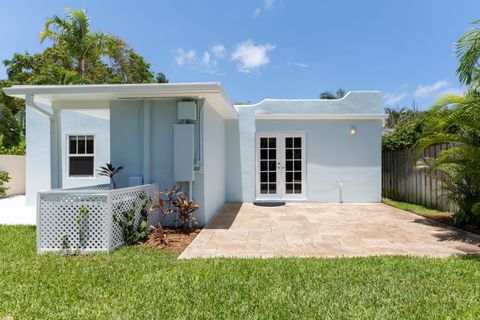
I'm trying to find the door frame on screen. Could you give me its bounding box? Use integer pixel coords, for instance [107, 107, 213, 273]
[255, 131, 307, 201]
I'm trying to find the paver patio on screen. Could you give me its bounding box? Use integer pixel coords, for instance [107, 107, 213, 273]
[179, 203, 480, 259]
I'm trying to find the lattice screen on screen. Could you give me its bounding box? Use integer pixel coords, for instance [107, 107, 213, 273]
[37, 183, 159, 254]
[109, 184, 159, 250]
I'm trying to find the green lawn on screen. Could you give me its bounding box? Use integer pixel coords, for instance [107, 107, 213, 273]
[1, 225, 480, 319]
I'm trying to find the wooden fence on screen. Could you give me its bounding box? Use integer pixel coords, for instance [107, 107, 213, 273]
[382, 144, 457, 212]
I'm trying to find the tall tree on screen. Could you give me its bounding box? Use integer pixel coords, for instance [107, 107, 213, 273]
[416, 20, 480, 228]
[39, 8, 107, 78]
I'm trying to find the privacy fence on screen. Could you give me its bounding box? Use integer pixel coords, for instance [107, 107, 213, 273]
[382, 144, 457, 212]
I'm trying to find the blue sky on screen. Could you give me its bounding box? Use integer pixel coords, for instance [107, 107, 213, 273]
[1, 0, 479, 108]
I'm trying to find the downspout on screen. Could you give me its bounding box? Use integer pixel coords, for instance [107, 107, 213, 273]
[25, 95, 61, 189]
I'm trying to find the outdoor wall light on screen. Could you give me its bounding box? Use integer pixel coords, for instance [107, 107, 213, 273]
[350, 126, 356, 135]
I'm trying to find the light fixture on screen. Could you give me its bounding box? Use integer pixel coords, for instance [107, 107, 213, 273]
[350, 126, 356, 135]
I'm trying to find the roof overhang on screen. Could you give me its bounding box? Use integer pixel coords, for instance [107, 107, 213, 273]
[2, 82, 238, 119]
[255, 113, 387, 120]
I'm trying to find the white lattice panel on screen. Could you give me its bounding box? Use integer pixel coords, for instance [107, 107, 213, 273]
[38, 193, 108, 253]
[37, 183, 160, 254]
[109, 184, 159, 250]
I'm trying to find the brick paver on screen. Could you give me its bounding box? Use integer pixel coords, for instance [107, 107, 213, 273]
[179, 203, 480, 259]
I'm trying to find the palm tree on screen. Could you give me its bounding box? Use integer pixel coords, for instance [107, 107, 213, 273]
[456, 20, 480, 88]
[39, 8, 108, 78]
[416, 92, 480, 227]
[415, 20, 480, 228]
[319, 88, 346, 99]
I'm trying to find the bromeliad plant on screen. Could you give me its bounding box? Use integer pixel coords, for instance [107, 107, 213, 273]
[96, 163, 124, 189]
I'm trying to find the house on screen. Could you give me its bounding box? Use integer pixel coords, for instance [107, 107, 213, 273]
[3, 83, 385, 226]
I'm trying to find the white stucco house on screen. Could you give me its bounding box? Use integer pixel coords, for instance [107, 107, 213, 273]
[3, 83, 385, 226]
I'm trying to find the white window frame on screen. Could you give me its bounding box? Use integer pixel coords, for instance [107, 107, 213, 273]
[67, 134, 95, 178]
[255, 131, 307, 201]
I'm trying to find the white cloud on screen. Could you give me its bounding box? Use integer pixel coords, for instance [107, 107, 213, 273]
[288, 62, 308, 68]
[264, 0, 275, 11]
[383, 92, 408, 105]
[231, 40, 276, 73]
[174, 48, 196, 66]
[414, 80, 449, 99]
[211, 44, 226, 58]
[174, 44, 227, 74]
[252, 0, 275, 17]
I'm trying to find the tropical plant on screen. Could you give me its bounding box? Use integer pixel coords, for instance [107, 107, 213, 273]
[456, 20, 480, 88]
[414, 20, 480, 229]
[39, 8, 108, 78]
[151, 186, 199, 234]
[0, 170, 10, 197]
[415, 92, 480, 228]
[96, 163, 124, 189]
[319, 88, 347, 99]
[173, 195, 199, 233]
[114, 192, 152, 245]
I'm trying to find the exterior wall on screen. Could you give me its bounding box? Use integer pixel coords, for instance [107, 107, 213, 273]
[226, 92, 383, 203]
[25, 103, 52, 205]
[0, 155, 25, 197]
[110, 99, 210, 225]
[201, 101, 227, 224]
[58, 105, 110, 189]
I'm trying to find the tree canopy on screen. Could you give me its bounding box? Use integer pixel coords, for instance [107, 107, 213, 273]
[0, 8, 169, 153]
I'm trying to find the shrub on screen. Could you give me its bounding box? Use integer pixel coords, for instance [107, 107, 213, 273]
[115, 192, 152, 245]
[0, 170, 10, 197]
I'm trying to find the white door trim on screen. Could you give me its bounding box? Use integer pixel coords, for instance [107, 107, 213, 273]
[255, 132, 307, 201]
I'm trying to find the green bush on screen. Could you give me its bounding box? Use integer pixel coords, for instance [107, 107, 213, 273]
[0, 170, 10, 197]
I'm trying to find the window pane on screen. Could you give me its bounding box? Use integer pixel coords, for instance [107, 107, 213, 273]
[294, 172, 301, 182]
[285, 137, 292, 148]
[69, 136, 77, 154]
[260, 183, 268, 194]
[261, 172, 268, 183]
[268, 184, 276, 194]
[294, 161, 301, 171]
[268, 161, 276, 171]
[69, 156, 94, 176]
[294, 138, 301, 148]
[286, 172, 293, 183]
[286, 149, 293, 159]
[268, 138, 276, 148]
[286, 161, 293, 171]
[78, 136, 86, 154]
[294, 183, 302, 194]
[269, 172, 276, 182]
[260, 161, 268, 171]
[260, 138, 268, 148]
[86, 136, 94, 154]
[268, 149, 276, 159]
[286, 183, 293, 194]
[294, 149, 301, 159]
[261, 149, 268, 160]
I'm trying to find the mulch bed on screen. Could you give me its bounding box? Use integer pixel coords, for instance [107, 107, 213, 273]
[139, 228, 201, 253]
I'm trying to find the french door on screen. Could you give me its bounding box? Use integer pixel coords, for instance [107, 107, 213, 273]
[256, 132, 306, 200]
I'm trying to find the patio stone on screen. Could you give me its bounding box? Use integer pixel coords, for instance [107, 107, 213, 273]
[179, 203, 480, 259]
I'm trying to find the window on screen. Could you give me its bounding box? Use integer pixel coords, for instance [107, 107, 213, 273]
[68, 135, 94, 177]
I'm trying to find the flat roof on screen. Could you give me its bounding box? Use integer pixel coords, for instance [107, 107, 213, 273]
[2, 82, 238, 119]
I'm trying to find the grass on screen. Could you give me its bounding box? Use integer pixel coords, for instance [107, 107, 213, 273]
[383, 198, 452, 216]
[2, 225, 480, 319]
